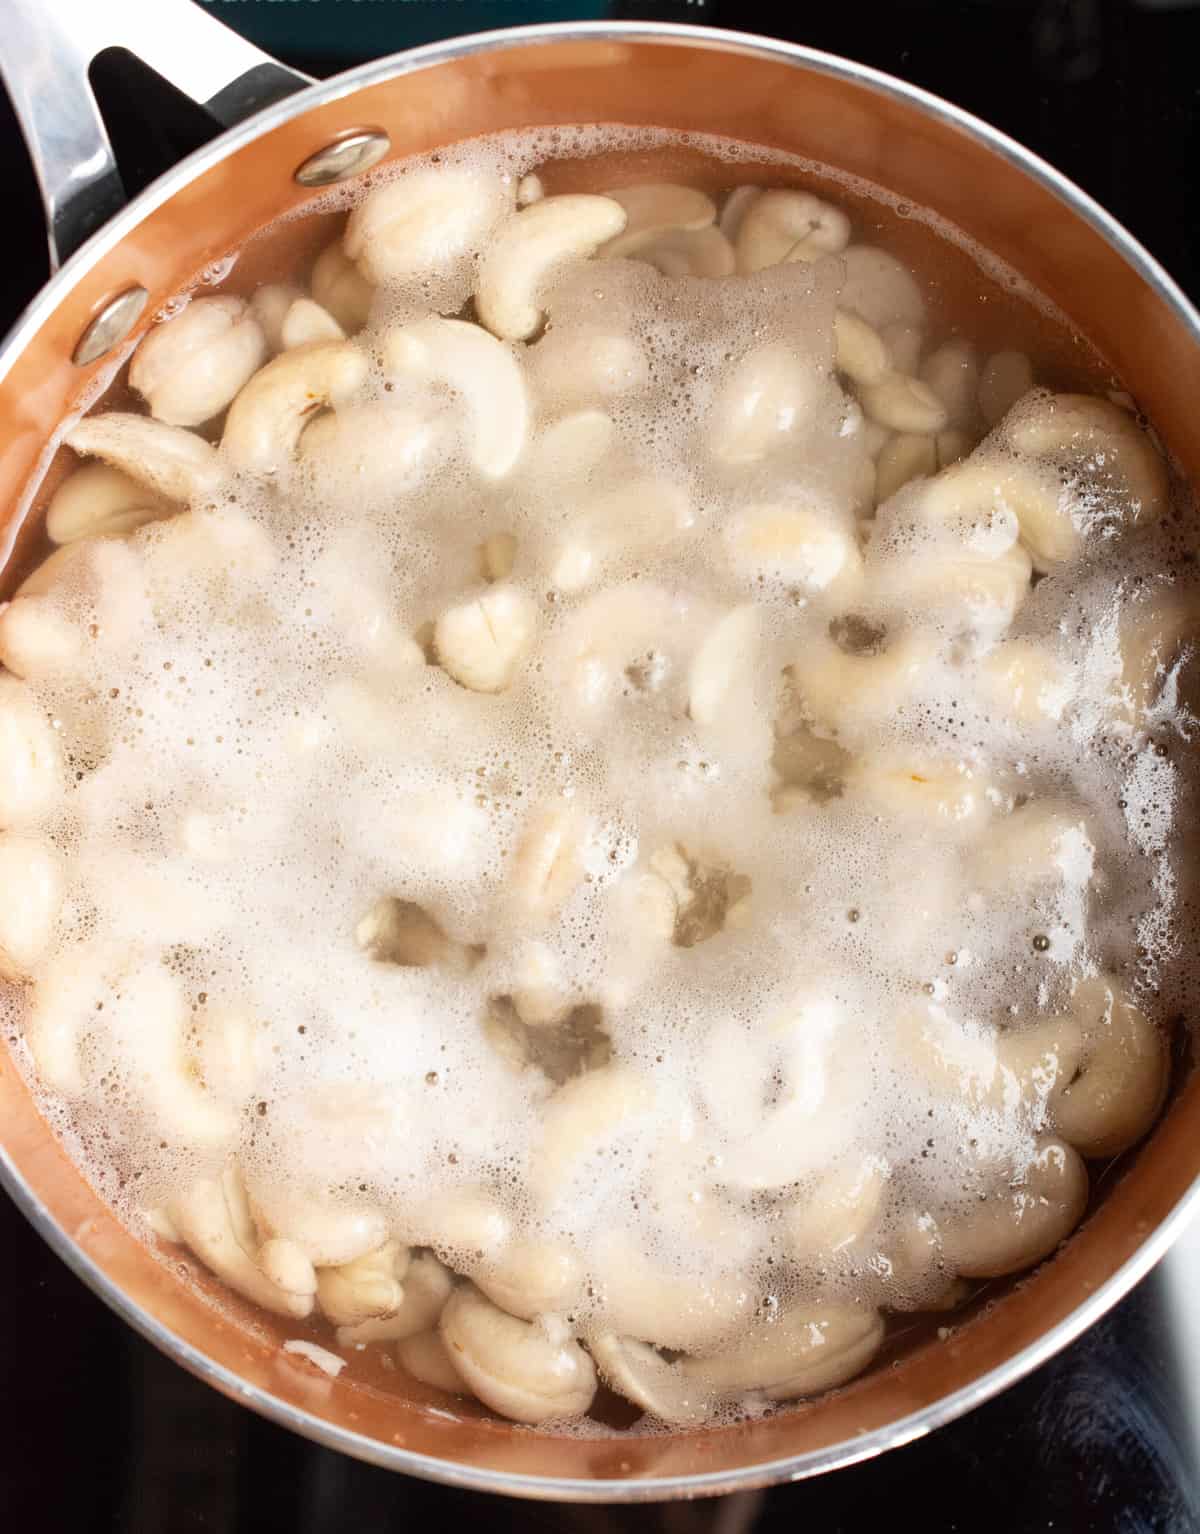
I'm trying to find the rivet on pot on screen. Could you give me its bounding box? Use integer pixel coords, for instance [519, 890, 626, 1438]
[72, 286, 149, 368]
[294, 129, 391, 188]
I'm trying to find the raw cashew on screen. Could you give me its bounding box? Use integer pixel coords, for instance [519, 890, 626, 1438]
[548, 477, 691, 593]
[509, 805, 590, 921]
[882, 322, 924, 376]
[875, 432, 937, 502]
[439, 1283, 597, 1424]
[870, 536, 1033, 633]
[785, 1156, 889, 1260]
[682, 1301, 884, 1402]
[422, 1188, 512, 1267]
[171, 1172, 314, 1319]
[724, 501, 861, 591]
[257, 1238, 318, 1298]
[1052, 976, 1169, 1158]
[688, 605, 760, 725]
[66, 413, 222, 504]
[336, 1251, 454, 1346]
[589, 1334, 708, 1425]
[785, 631, 936, 739]
[310, 242, 375, 333]
[1007, 393, 1169, 528]
[589, 1233, 753, 1352]
[598, 183, 716, 258]
[252, 1198, 389, 1266]
[527, 326, 649, 408]
[846, 756, 988, 826]
[382, 316, 528, 479]
[345, 165, 511, 284]
[938, 1137, 1088, 1278]
[298, 401, 436, 500]
[979, 350, 1034, 427]
[477, 1238, 582, 1320]
[434, 585, 536, 693]
[280, 297, 344, 349]
[840, 246, 926, 330]
[130, 296, 267, 427]
[0, 676, 61, 827]
[397, 1330, 466, 1394]
[475, 194, 627, 341]
[896, 1002, 1083, 1115]
[858, 373, 948, 435]
[190, 1004, 267, 1102]
[221, 341, 369, 476]
[719, 186, 763, 244]
[1116, 590, 1200, 723]
[0, 536, 148, 680]
[316, 1239, 410, 1326]
[835, 308, 890, 386]
[45, 463, 169, 545]
[516, 173, 544, 207]
[624, 225, 735, 278]
[708, 342, 825, 464]
[0, 834, 61, 982]
[734, 189, 851, 272]
[972, 800, 1095, 892]
[249, 283, 306, 352]
[920, 340, 980, 431]
[531, 1065, 654, 1204]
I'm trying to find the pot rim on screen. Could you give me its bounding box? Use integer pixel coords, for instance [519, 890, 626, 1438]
[2, 18, 1199, 1502]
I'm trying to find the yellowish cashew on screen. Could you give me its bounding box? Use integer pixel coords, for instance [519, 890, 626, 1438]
[440, 1284, 597, 1424]
[858, 373, 949, 435]
[170, 1170, 315, 1319]
[345, 165, 511, 284]
[719, 185, 763, 244]
[834, 308, 890, 386]
[221, 340, 369, 476]
[1051, 976, 1169, 1158]
[45, 463, 169, 545]
[530, 1065, 655, 1205]
[723, 501, 862, 591]
[433, 585, 537, 693]
[336, 1251, 454, 1346]
[309, 242, 375, 333]
[66, 413, 222, 504]
[479, 532, 517, 582]
[316, 1239, 410, 1326]
[382, 316, 528, 480]
[598, 183, 716, 258]
[252, 1198, 390, 1266]
[397, 1330, 467, 1394]
[0, 675, 62, 828]
[130, 296, 267, 427]
[785, 630, 936, 739]
[938, 1137, 1088, 1278]
[688, 605, 761, 727]
[682, 1301, 884, 1402]
[527, 326, 649, 408]
[475, 194, 627, 341]
[509, 804, 590, 923]
[875, 432, 937, 502]
[734, 188, 851, 272]
[0, 834, 62, 982]
[257, 1238, 318, 1300]
[846, 755, 990, 827]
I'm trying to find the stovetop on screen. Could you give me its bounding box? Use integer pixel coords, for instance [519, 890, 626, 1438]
[2, 3, 1199, 1529]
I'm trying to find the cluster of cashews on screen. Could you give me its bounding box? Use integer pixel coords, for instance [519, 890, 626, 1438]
[0, 166, 1187, 1433]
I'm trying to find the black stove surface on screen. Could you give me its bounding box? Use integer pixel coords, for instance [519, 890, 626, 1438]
[2, 3, 1199, 1529]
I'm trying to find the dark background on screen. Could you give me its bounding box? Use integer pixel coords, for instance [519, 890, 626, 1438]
[2, 2, 1200, 1530]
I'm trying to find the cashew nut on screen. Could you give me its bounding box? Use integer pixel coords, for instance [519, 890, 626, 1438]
[0, 536, 148, 680]
[1052, 976, 1169, 1158]
[527, 326, 649, 408]
[882, 322, 925, 375]
[708, 342, 826, 464]
[45, 463, 169, 545]
[252, 1198, 390, 1266]
[785, 630, 936, 740]
[433, 585, 536, 694]
[682, 1301, 884, 1402]
[0, 675, 61, 827]
[171, 1171, 314, 1319]
[475, 194, 627, 341]
[938, 1137, 1088, 1278]
[1116, 590, 1199, 723]
[840, 246, 926, 330]
[724, 501, 861, 591]
[345, 165, 511, 284]
[258, 1238, 318, 1299]
[381, 316, 528, 479]
[919, 340, 980, 431]
[845, 756, 989, 826]
[972, 800, 1095, 893]
[476, 1238, 582, 1320]
[280, 297, 345, 349]
[834, 308, 891, 386]
[479, 532, 517, 582]
[735, 189, 851, 272]
[719, 186, 763, 244]
[509, 804, 590, 922]
[623, 225, 736, 278]
[858, 373, 948, 435]
[589, 1334, 708, 1425]
[439, 1283, 597, 1424]
[589, 1233, 754, 1352]
[130, 296, 267, 427]
[785, 1156, 889, 1260]
[516, 173, 544, 207]
[875, 432, 937, 502]
[598, 184, 716, 258]
[316, 1239, 410, 1326]
[530, 1065, 655, 1204]
[688, 604, 761, 726]
[397, 1329, 467, 1394]
[979, 350, 1034, 427]
[298, 401, 436, 501]
[66, 413, 222, 504]
[249, 283, 306, 352]
[221, 340, 369, 476]
[310, 241, 375, 333]
[0, 834, 62, 982]
[336, 1251, 454, 1346]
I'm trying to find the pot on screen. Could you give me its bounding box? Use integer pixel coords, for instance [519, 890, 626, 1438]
[1, 0, 1199, 1502]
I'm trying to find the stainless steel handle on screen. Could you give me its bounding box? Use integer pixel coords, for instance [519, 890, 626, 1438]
[0, 0, 313, 271]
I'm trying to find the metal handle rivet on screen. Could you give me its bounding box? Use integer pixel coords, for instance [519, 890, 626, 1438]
[72, 285, 149, 367]
[294, 129, 391, 188]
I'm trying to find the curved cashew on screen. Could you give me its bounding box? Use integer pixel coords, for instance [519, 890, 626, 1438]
[221, 340, 369, 476]
[171, 1173, 314, 1319]
[509, 805, 590, 922]
[0, 834, 62, 982]
[734, 189, 851, 272]
[257, 1238, 318, 1299]
[688, 605, 761, 726]
[979, 349, 1034, 427]
[785, 630, 936, 739]
[475, 194, 627, 341]
[858, 373, 948, 435]
[310, 242, 375, 333]
[316, 1239, 410, 1326]
[421, 1187, 513, 1270]
[516, 173, 544, 207]
[397, 1329, 467, 1394]
[345, 166, 511, 284]
[130, 296, 267, 427]
[846, 756, 989, 827]
[530, 1065, 655, 1204]
[589, 1334, 708, 1425]
[46, 463, 169, 545]
[719, 186, 763, 244]
[190, 1003, 267, 1101]
[0, 676, 61, 828]
[840, 246, 926, 330]
[785, 1155, 889, 1260]
[249, 282, 305, 352]
[434, 585, 536, 693]
[1052, 976, 1169, 1158]
[1116, 590, 1199, 723]
[623, 225, 735, 278]
[1007, 393, 1169, 529]
[920, 340, 980, 431]
[298, 401, 436, 501]
[896, 1002, 1083, 1115]
[598, 184, 716, 259]
[336, 1251, 454, 1346]
[724, 501, 861, 592]
[708, 342, 826, 465]
[548, 476, 691, 593]
[972, 800, 1095, 893]
[882, 322, 924, 376]
[835, 308, 890, 386]
[870, 534, 1033, 632]
[439, 1283, 597, 1424]
[682, 1301, 884, 1402]
[477, 1238, 582, 1320]
[875, 432, 937, 502]
[381, 316, 528, 480]
[939, 1137, 1088, 1278]
[252, 1198, 389, 1266]
[1, 536, 149, 681]
[527, 326, 649, 408]
[66, 413, 222, 504]
[280, 297, 344, 349]
[589, 1233, 753, 1353]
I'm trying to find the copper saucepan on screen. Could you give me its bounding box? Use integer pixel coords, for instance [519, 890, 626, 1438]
[2, 0, 1199, 1501]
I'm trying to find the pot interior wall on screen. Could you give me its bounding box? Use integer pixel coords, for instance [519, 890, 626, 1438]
[2, 34, 1199, 1492]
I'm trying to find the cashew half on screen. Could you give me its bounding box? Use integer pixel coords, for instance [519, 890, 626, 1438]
[589, 1335, 708, 1426]
[0, 834, 62, 982]
[624, 225, 735, 278]
[310, 242, 375, 333]
[221, 341, 369, 476]
[130, 296, 267, 426]
[46, 463, 169, 545]
[835, 309, 890, 386]
[439, 1283, 597, 1423]
[875, 433, 937, 503]
[1052, 976, 1169, 1158]
[298, 401, 436, 501]
[382, 316, 528, 479]
[171, 1172, 314, 1319]
[920, 340, 980, 432]
[786, 1156, 889, 1260]
[253, 1199, 389, 1267]
[509, 805, 590, 922]
[938, 1137, 1088, 1278]
[724, 501, 860, 592]
[475, 195, 627, 341]
[477, 1238, 583, 1320]
[336, 1251, 454, 1346]
[0, 676, 61, 828]
[66, 413, 222, 504]
[434, 585, 536, 693]
[345, 165, 511, 284]
[858, 373, 948, 435]
[527, 326, 649, 409]
[682, 1301, 884, 1402]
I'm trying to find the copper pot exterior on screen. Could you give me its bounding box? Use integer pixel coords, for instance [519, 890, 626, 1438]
[1, 24, 1198, 1501]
